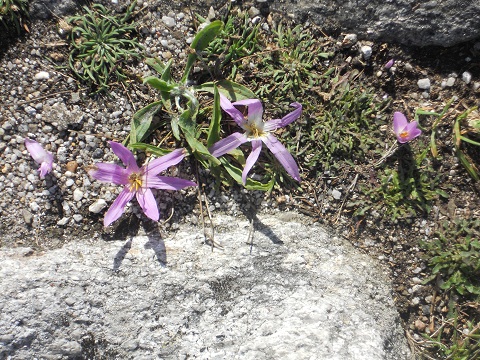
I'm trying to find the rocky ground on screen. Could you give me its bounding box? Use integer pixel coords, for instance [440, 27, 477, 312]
[1, 0, 480, 359]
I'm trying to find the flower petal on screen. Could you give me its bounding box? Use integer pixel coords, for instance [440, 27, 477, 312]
[403, 121, 422, 141]
[104, 187, 135, 227]
[220, 94, 246, 127]
[136, 188, 159, 221]
[38, 161, 53, 179]
[242, 139, 262, 184]
[88, 163, 130, 185]
[263, 134, 300, 181]
[25, 138, 54, 177]
[232, 98, 263, 123]
[209, 132, 248, 157]
[145, 176, 197, 190]
[264, 102, 302, 132]
[143, 148, 186, 176]
[109, 141, 140, 172]
[393, 112, 408, 135]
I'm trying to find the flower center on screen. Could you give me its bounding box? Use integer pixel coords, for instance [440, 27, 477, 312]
[399, 131, 409, 139]
[128, 173, 142, 192]
[245, 122, 264, 139]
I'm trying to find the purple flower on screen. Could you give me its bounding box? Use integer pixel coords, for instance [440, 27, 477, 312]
[393, 112, 422, 143]
[88, 141, 197, 227]
[209, 94, 302, 184]
[25, 138, 54, 178]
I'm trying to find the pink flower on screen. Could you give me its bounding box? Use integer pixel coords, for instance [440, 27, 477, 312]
[393, 112, 422, 143]
[209, 94, 302, 184]
[25, 138, 54, 178]
[88, 141, 197, 226]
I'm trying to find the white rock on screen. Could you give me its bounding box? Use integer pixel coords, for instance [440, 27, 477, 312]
[360, 45, 372, 60]
[73, 214, 83, 223]
[73, 189, 84, 201]
[57, 217, 70, 226]
[162, 16, 176, 28]
[446, 77, 455, 87]
[89, 199, 107, 213]
[417, 78, 431, 90]
[332, 189, 342, 200]
[462, 71, 472, 84]
[342, 33, 358, 47]
[34, 71, 50, 80]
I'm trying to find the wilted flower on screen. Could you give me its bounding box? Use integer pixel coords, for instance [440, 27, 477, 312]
[384, 59, 395, 69]
[209, 94, 302, 184]
[24, 138, 54, 178]
[88, 141, 196, 227]
[393, 112, 422, 143]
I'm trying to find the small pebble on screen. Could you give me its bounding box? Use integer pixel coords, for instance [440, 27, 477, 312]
[89, 199, 107, 213]
[332, 189, 342, 200]
[417, 78, 431, 90]
[360, 45, 372, 60]
[34, 71, 50, 80]
[462, 71, 472, 84]
[162, 16, 176, 28]
[57, 217, 70, 226]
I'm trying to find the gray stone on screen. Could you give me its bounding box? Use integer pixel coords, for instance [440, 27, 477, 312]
[0, 213, 411, 359]
[462, 71, 472, 84]
[272, 0, 480, 47]
[30, 0, 79, 19]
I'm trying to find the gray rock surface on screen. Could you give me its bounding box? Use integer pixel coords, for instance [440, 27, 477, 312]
[272, 0, 480, 47]
[0, 213, 411, 359]
[29, 0, 79, 19]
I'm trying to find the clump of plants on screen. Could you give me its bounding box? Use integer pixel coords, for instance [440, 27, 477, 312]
[67, 1, 143, 93]
[0, 0, 29, 34]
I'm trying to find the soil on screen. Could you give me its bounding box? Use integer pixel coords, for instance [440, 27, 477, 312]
[1, 1, 479, 359]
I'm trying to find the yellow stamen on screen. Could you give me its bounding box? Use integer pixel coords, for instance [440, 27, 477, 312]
[245, 122, 264, 139]
[399, 131, 409, 139]
[128, 173, 142, 192]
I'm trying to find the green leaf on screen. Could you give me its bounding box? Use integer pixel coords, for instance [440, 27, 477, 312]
[130, 101, 162, 144]
[219, 157, 275, 191]
[190, 20, 224, 52]
[177, 108, 196, 136]
[184, 131, 221, 167]
[145, 57, 167, 75]
[207, 85, 221, 148]
[195, 80, 256, 101]
[128, 143, 171, 157]
[143, 76, 174, 92]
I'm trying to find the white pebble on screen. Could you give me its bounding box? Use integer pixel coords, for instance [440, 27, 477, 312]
[73, 214, 83, 223]
[34, 71, 50, 80]
[360, 45, 372, 60]
[73, 189, 84, 201]
[89, 199, 107, 213]
[65, 179, 75, 187]
[57, 217, 70, 226]
[162, 16, 176, 28]
[29, 202, 40, 212]
[462, 71, 472, 84]
[332, 189, 342, 200]
[417, 78, 431, 90]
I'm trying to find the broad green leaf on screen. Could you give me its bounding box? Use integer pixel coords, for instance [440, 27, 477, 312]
[130, 101, 162, 144]
[207, 85, 221, 148]
[128, 143, 170, 157]
[190, 20, 223, 52]
[195, 80, 256, 101]
[177, 108, 196, 136]
[220, 157, 274, 191]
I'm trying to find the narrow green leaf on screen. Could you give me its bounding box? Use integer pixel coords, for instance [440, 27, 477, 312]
[207, 85, 221, 148]
[145, 57, 167, 75]
[128, 143, 170, 157]
[184, 131, 221, 166]
[143, 76, 174, 92]
[195, 80, 256, 101]
[219, 157, 274, 191]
